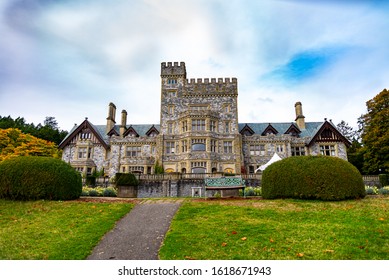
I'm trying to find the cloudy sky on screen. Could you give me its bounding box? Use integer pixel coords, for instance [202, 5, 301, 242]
[0, 0, 388, 131]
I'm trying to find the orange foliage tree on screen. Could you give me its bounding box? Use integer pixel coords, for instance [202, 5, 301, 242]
[0, 128, 61, 161]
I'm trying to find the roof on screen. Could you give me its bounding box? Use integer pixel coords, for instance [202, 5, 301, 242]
[59, 120, 160, 149]
[60, 119, 348, 149]
[238, 122, 323, 137]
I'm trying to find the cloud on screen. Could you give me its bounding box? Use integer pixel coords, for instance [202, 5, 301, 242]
[0, 0, 388, 131]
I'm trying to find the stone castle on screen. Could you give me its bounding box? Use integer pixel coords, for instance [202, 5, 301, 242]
[59, 62, 350, 178]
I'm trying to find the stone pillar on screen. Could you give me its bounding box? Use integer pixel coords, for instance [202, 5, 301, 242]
[106, 102, 116, 134]
[295, 102, 306, 130]
[120, 110, 127, 137]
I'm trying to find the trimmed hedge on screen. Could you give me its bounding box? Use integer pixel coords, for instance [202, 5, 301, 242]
[115, 173, 139, 186]
[0, 156, 82, 200]
[262, 156, 366, 201]
[379, 174, 389, 188]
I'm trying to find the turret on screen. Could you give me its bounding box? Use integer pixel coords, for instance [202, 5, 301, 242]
[161, 62, 186, 79]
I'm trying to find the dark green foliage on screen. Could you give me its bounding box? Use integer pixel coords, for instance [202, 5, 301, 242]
[379, 174, 389, 187]
[262, 156, 366, 201]
[154, 160, 164, 174]
[0, 156, 82, 200]
[360, 89, 389, 174]
[88, 189, 98, 197]
[85, 176, 96, 187]
[115, 173, 139, 186]
[0, 115, 68, 145]
[103, 187, 117, 197]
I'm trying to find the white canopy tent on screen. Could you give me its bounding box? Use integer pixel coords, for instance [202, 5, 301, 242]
[255, 152, 282, 173]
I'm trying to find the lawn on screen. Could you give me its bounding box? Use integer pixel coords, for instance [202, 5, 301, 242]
[159, 197, 389, 260]
[0, 199, 133, 259]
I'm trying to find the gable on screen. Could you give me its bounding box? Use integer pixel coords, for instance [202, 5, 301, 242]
[262, 124, 278, 136]
[107, 127, 119, 137]
[146, 125, 160, 137]
[308, 121, 351, 147]
[59, 119, 109, 149]
[123, 126, 139, 137]
[284, 123, 301, 137]
[239, 124, 255, 136]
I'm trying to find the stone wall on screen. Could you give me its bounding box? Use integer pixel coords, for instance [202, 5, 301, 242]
[118, 175, 375, 198]
[133, 177, 261, 198]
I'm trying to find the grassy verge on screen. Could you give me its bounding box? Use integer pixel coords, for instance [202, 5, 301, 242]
[159, 197, 389, 260]
[0, 199, 133, 259]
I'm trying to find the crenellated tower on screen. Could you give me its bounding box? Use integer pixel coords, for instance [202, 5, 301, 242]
[159, 62, 242, 174]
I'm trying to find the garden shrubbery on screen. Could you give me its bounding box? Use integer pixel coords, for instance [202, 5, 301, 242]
[115, 173, 139, 186]
[0, 156, 82, 200]
[262, 156, 366, 201]
[82, 186, 117, 197]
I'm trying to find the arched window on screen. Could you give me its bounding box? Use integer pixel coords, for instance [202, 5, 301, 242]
[224, 168, 234, 174]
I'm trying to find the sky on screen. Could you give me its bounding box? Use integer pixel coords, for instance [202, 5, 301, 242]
[0, 0, 388, 131]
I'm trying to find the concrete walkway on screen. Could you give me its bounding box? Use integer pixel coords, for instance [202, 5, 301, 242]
[87, 199, 183, 260]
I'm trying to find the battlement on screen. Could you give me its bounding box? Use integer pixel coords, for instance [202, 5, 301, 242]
[186, 77, 237, 85]
[161, 62, 186, 78]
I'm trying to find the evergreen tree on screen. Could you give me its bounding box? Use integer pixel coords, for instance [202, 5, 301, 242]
[0, 115, 67, 145]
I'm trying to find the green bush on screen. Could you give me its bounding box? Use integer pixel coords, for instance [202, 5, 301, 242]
[365, 186, 379, 195]
[379, 187, 389, 195]
[103, 187, 117, 197]
[379, 174, 389, 188]
[0, 156, 82, 200]
[85, 176, 96, 187]
[115, 173, 139, 186]
[241, 186, 262, 197]
[88, 189, 99, 197]
[262, 156, 366, 201]
[81, 186, 117, 197]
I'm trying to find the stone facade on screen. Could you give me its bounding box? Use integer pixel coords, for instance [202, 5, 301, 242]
[59, 62, 351, 181]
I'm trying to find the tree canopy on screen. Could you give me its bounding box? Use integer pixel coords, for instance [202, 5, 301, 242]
[0, 116, 67, 145]
[360, 88, 389, 174]
[0, 128, 61, 162]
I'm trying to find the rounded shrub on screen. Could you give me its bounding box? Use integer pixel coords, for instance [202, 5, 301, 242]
[115, 173, 139, 186]
[262, 156, 366, 201]
[0, 156, 82, 200]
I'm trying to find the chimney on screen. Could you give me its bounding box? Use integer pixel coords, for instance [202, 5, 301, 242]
[120, 110, 127, 136]
[294, 102, 306, 130]
[106, 102, 116, 134]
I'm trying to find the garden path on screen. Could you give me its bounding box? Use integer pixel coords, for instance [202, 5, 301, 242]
[87, 199, 183, 260]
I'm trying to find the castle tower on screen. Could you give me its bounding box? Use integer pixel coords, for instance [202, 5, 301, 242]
[159, 61, 241, 174]
[160, 62, 187, 79]
[295, 101, 306, 129]
[159, 62, 186, 134]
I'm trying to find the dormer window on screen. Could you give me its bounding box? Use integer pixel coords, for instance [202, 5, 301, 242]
[262, 124, 278, 136]
[285, 124, 301, 137]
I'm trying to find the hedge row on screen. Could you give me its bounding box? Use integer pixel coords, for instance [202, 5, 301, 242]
[262, 156, 366, 201]
[0, 156, 82, 200]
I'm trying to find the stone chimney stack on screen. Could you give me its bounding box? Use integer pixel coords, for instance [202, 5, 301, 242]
[106, 102, 116, 134]
[294, 102, 306, 130]
[120, 110, 127, 136]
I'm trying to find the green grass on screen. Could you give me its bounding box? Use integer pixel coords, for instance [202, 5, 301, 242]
[0, 199, 133, 259]
[159, 197, 389, 260]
